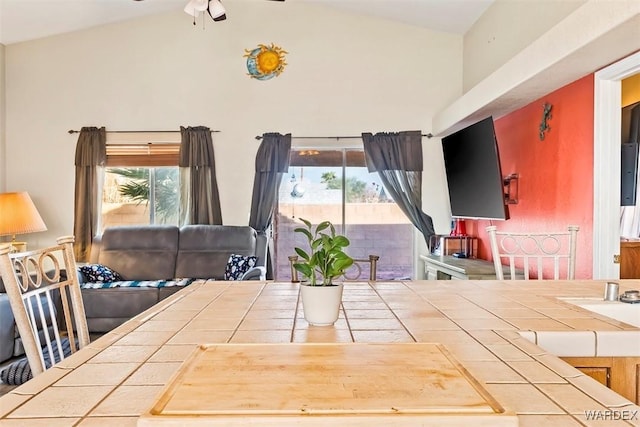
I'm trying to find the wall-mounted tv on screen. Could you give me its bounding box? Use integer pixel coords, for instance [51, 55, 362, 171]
[441, 116, 509, 220]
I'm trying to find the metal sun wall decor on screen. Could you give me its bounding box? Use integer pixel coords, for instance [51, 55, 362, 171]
[244, 43, 288, 80]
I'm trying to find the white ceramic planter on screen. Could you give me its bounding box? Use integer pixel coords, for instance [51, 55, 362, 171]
[300, 283, 343, 326]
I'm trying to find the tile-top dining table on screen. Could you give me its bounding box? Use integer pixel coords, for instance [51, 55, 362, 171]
[1, 279, 640, 426]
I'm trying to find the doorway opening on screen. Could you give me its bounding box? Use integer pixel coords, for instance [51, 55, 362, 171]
[593, 51, 640, 279]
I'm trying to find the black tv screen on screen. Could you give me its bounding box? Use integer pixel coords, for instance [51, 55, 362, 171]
[441, 116, 509, 220]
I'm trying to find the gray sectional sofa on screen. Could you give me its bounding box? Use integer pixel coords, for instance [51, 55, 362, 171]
[0, 224, 268, 362]
[80, 224, 268, 333]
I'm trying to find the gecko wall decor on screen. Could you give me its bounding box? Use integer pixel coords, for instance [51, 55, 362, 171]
[539, 102, 553, 141]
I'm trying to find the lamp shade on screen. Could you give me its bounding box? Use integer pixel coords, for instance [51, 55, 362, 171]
[0, 192, 47, 238]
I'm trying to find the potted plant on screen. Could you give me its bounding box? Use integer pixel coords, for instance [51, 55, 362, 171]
[293, 218, 354, 326]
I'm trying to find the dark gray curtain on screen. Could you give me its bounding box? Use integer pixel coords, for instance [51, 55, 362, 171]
[361, 130, 435, 247]
[73, 127, 106, 261]
[249, 133, 291, 279]
[179, 126, 223, 225]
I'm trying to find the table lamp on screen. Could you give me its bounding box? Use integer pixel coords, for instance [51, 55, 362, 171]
[0, 192, 47, 252]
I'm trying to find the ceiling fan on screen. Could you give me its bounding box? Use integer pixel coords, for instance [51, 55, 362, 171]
[182, 0, 284, 22]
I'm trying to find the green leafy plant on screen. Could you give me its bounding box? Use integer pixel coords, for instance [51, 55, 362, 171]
[293, 218, 354, 286]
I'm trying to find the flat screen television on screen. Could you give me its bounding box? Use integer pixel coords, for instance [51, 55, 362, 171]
[441, 116, 509, 220]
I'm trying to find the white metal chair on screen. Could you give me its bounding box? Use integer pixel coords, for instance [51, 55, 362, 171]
[0, 236, 90, 383]
[486, 225, 579, 280]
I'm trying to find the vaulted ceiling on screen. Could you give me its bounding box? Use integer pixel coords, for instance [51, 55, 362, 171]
[0, 0, 493, 45]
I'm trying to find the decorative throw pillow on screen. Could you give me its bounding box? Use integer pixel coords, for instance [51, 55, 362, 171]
[78, 264, 122, 283]
[224, 254, 257, 280]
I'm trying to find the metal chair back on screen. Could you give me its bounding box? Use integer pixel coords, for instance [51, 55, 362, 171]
[0, 236, 90, 378]
[486, 225, 579, 280]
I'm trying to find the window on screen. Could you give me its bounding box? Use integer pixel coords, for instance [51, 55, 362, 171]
[100, 134, 181, 231]
[275, 148, 413, 281]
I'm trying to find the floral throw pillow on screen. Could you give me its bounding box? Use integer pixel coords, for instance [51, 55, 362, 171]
[79, 264, 122, 283]
[224, 254, 257, 280]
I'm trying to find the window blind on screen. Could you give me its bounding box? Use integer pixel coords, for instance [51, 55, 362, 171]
[289, 149, 365, 167]
[106, 143, 180, 167]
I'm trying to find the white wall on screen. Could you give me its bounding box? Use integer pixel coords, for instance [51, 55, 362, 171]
[463, 0, 584, 92]
[4, 2, 461, 254]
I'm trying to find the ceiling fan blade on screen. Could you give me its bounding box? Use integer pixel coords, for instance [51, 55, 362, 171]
[207, 0, 227, 21]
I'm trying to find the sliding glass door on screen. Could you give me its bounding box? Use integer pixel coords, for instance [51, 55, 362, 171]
[274, 149, 413, 281]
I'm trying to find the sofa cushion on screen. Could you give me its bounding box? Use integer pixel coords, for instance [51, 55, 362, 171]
[79, 264, 122, 283]
[175, 225, 258, 279]
[81, 288, 160, 321]
[82, 286, 185, 333]
[0, 295, 15, 363]
[97, 225, 179, 280]
[224, 254, 257, 280]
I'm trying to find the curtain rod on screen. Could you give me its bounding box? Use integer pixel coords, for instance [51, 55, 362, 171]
[68, 129, 221, 134]
[254, 133, 433, 140]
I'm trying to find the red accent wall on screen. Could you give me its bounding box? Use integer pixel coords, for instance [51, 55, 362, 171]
[466, 74, 594, 278]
